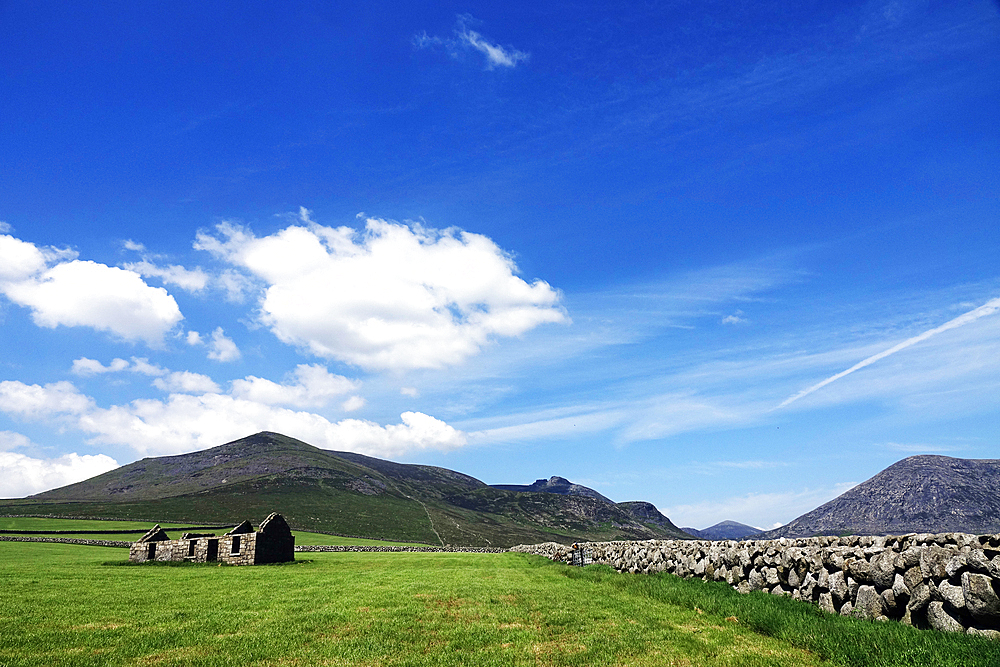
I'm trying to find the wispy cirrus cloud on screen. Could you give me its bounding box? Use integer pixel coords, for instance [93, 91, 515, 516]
[415, 15, 529, 70]
[776, 296, 1000, 409]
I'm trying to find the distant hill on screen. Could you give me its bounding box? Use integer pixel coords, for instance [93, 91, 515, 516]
[491, 476, 614, 504]
[1, 431, 691, 547]
[682, 521, 763, 540]
[764, 455, 1000, 538]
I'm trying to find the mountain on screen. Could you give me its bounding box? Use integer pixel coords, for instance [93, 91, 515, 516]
[764, 455, 1000, 538]
[682, 521, 763, 540]
[491, 476, 614, 504]
[1, 431, 691, 547]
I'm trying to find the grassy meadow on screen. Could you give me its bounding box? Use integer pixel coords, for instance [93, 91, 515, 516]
[2, 535, 998, 666]
[0, 516, 423, 546]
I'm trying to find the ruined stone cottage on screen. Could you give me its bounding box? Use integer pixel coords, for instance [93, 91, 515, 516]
[129, 512, 295, 565]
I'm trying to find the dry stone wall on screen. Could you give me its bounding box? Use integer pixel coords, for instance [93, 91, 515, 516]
[296, 545, 507, 553]
[512, 533, 1000, 638]
[0, 535, 130, 547]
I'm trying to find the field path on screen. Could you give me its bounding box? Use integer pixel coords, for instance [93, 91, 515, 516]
[383, 480, 444, 546]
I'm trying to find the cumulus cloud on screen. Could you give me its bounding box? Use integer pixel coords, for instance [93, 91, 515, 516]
[71, 357, 219, 393]
[123, 259, 209, 293]
[0, 430, 32, 452]
[415, 15, 529, 70]
[341, 395, 366, 412]
[0, 233, 183, 346]
[129, 357, 167, 376]
[230, 364, 357, 408]
[186, 331, 203, 345]
[0, 380, 94, 418]
[71, 357, 130, 376]
[0, 379, 465, 459]
[0, 234, 76, 282]
[0, 451, 119, 498]
[195, 216, 566, 371]
[400, 387, 420, 398]
[152, 371, 221, 394]
[121, 239, 210, 293]
[218, 268, 255, 303]
[207, 327, 241, 362]
[70, 356, 166, 377]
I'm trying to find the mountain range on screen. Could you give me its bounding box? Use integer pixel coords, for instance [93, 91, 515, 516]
[3, 433, 996, 544]
[0, 431, 689, 547]
[681, 521, 763, 540]
[763, 455, 1000, 538]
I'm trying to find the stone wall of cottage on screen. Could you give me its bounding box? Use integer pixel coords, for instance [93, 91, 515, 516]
[511, 533, 1000, 638]
[129, 533, 267, 565]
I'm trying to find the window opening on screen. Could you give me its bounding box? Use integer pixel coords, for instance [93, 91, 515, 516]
[231, 535, 241, 555]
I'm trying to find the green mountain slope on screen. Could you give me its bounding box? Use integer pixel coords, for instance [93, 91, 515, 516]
[1, 432, 690, 547]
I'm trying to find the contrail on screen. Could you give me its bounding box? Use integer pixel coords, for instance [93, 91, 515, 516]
[776, 296, 1000, 409]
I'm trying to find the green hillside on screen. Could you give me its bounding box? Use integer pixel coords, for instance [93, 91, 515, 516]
[0, 432, 691, 547]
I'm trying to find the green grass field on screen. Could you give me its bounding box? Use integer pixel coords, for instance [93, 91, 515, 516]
[0, 516, 423, 546]
[2, 538, 998, 666]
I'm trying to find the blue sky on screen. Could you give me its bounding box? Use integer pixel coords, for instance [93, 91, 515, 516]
[1, 0, 998, 529]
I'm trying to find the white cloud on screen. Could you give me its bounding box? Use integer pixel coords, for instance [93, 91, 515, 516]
[71, 357, 130, 376]
[70, 356, 167, 377]
[78, 396, 465, 458]
[186, 331, 203, 346]
[0, 234, 70, 282]
[207, 327, 240, 362]
[341, 395, 366, 412]
[329, 412, 466, 457]
[152, 371, 221, 394]
[0, 379, 465, 459]
[400, 387, 420, 398]
[721, 310, 746, 324]
[0, 243, 182, 345]
[0, 430, 32, 452]
[459, 28, 529, 69]
[230, 364, 357, 408]
[0, 451, 119, 498]
[466, 407, 629, 444]
[123, 259, 209, 293]
[218, 268, 255, 303]
[195, 217, 566, 371]
[0, 380, 94, 418]
[0, 221, 11, 234]
[129, 357, 167, 377]
[777, 296, 1000, 409]
[416, 16, 529, 70]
